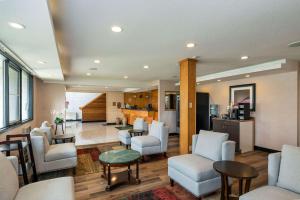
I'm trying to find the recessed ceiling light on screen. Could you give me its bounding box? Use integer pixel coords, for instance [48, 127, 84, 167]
[241, 56, 249, 60]
[186, 43, 195, 48]
[94, 59, 100, 64]
[86, 72, 91, 76]
[245, 74, 250, 78]
[37, 61, 46, 64]
[111, 26, 122, 33]
[8, 22, 25, 29]
[124, 75, 128, 79]
[143, 65, 149, 69]
[217, 79, 221, 82]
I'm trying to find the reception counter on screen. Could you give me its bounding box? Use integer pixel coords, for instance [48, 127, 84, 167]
[121, 109, 158, 125]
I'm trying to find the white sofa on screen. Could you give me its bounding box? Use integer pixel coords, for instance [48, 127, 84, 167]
[0, 152, 75, 200]
[240, 145, 300, 200]
[30, 128, 77, 174]
[168, 130, 235, 198]
[118, 118, 148, 148]
[131, 120, 168, 156]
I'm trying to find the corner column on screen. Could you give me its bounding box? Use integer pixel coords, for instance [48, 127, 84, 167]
[179, 58, 197, 154]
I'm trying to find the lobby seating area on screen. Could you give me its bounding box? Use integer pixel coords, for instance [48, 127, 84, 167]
[1, 1, 300, 200]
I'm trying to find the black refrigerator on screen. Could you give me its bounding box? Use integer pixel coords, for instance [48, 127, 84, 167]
[176, 92, 210, 134]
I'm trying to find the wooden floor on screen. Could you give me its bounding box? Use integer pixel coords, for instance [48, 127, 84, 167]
[74, 135, 269, 200]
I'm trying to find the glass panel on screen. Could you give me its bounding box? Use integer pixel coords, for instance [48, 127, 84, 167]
[22, 71, 29, 120]
[0, 55, 4, 128]
[9, 66, 20, 123]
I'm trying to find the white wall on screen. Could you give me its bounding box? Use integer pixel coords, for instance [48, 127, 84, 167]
[66, 92, 100, 119]
[198, 71, 298, 151]
[158, 80, 179, 133]
[106, 92, 124, 123]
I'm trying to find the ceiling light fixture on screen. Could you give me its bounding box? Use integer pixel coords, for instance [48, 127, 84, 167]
[241, 56, 249, 60]
[37, 61, 46, 64]
[245, 74, 250, 78]
[111, 26, 122, 33]
[217, 79, 221, 82]
[186, 43, 195, 48]
[8, 22, 25, 29]
[94, 59, 100, 64]
[86, 72, 91, 76]
[143, 65, 149, 69]
[124, 75, 128, 79]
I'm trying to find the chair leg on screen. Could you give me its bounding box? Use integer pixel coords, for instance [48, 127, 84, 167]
[163, 152, 167, 157]
[170, 178, 174, 187]
[126, 145, 129, 149]
[72, 167, 76, 175]
[120, 142, 122, 146]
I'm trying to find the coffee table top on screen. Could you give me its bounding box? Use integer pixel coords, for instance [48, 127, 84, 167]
[99, 149, 141, 164]
[53, 134, 75, 140]
[213, 161, 258, 179]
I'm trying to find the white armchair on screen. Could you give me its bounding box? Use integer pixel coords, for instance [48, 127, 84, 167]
[118, 118, 148, 148]
[30, 128, 77, 174]
[40, 121, 53, 144]
[168, 130, 236, 198]
[0, 152, 75, 200]
[240, 145, 300, 200]
[131, 120, 169, 156]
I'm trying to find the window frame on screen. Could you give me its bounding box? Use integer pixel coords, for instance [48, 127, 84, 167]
[0, 50, 34, 133]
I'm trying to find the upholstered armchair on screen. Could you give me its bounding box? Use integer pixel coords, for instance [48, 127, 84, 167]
[240, 145, 300, 200]
[118, 117, 148, 148]
[0, 152, 75, 200]
[168, 130, 235, 198]
[131, 120, 169, 157]
[30, 128, 77, 174]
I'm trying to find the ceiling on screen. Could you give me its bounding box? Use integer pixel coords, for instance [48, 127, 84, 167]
[1, 0, 300, 90]
[0, 0, 63, 80]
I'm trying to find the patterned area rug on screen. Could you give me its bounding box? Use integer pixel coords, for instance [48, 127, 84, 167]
[76, 148, 101, 175]
[121, 185, 220, 200]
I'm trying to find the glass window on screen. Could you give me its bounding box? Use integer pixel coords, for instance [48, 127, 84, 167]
[22, 71, 29, 121]
[9, 66, 20, 124]
[0, 55, 4, 128]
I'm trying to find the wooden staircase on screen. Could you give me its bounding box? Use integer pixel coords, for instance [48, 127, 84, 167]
[80, 93, 106, 122]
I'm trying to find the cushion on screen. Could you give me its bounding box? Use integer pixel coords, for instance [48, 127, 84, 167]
[45, 143, 76, 162]
[41, 121, 51, 128]
[15, 177, 74, 200]
[240, 186, 300, 200]
[194, 131, 228, 161]
[118, 130, 130, 138]
[133, 118, 144, 130]
[131, 136, 161, 147]
[30, 128, 50, 152]
[277, 145, 300, 193]
[149, 121, 164, 139]
[0, 152, 19, 200]
[168, 154, 219, 182]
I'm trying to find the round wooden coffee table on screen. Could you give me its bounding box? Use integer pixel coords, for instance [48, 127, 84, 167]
[99, 149, 141, 191]
[213, 161, 258, 200]
[128, 129, 144, 137]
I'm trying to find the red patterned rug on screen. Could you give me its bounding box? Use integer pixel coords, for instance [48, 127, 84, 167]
[121, 186, 199, 200]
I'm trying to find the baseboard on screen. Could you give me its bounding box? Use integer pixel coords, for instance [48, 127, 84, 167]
[82, 120, 106, 123]
[254, 145, 280, 153]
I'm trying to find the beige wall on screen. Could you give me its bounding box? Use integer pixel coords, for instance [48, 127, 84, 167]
[0, 78, 66, 141]
[158, 80, 179, 133]
[106, 92, 124, 123]
[198, 71, 298, 151]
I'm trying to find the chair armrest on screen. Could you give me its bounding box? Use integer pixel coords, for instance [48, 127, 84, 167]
[268, 152, 281, 186]
[7, 156, 18, 173]
[192, 134, 198, 154]
[160, 127, 169, 152]
[222, 141, 235, 161]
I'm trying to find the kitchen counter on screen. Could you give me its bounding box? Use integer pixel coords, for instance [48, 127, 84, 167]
[121, 109, 158, 125]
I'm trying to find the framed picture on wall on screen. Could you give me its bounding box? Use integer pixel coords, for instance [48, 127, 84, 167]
[229, 83, 256, 111]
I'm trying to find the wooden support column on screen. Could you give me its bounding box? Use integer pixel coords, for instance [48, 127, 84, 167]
[179, 58, 197, 154]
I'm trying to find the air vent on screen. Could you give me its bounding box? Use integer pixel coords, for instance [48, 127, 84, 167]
[288, 41, 300, 47]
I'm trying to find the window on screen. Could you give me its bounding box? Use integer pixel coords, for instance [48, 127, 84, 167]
[0, 51, 34, 131]
[8, 65, 20, 124]
[0, 55, 4, 128]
